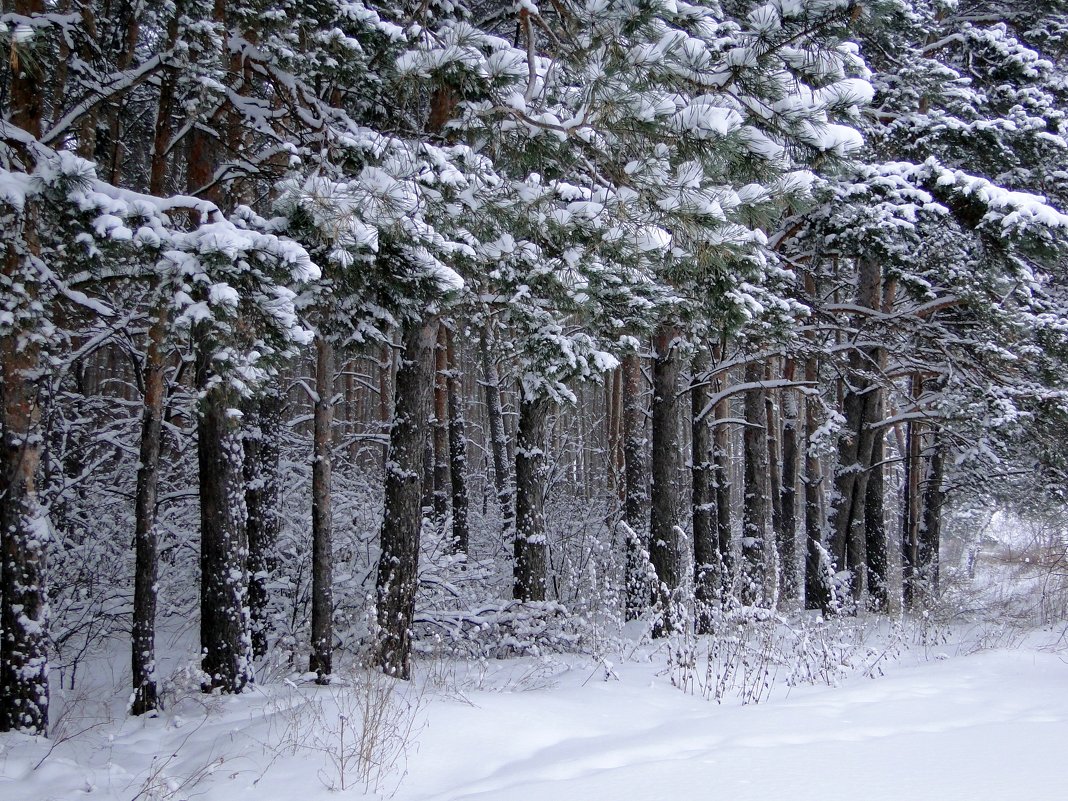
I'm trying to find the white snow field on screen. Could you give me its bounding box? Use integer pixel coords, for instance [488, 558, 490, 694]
[2, 626, 1066, 801]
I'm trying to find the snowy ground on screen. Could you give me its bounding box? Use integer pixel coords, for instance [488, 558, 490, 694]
[2, 621, 1067, 801]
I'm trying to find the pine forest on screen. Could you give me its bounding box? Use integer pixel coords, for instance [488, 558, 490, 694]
[2, 1, 1068, 798]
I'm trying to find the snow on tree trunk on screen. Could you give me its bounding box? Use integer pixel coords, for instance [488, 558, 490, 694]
[650, 326, 682, 636]
[779, 359, 801, 607]
[514, 395, 551, 602]
[432, 326, 450, 537]
[479, 323, 513, 538]
[196, 334, 254, 694]
[622, 351, 649, 621]
[446, 326, 470, 554]
[691, 349, 717, 633]
[131, 304, 166, 715]
[1, 2, 49, 733]
[375, 317, 438, 680]
[243, 388, 281, 660]
[741, 359, 773, 607]
[310, 333, 334, 683]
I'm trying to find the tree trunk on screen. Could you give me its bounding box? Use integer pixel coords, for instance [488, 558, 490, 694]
[691, 350, 717, 632]
[779, 359, 800, 606]
[1, 3, 50, 733]
[865, 410, 889, 612]
[917, 427, 945, 606]
[828, 256, 883, 605]
[650, 326, 681, 636]
[310, 334, 334, 682]
[432, 326, 450, 535]
[712, 360, 732, 595]
[244, 388, 282, 659]
[621, 351, 649, 620]
[514, 395, 551, 601]
[766, 361, 784, 593]
[196, 337, 254, 694]
[741, 359, 772, 606]
[902, 376, 924, 610]
[131, 305, 167, 715]
[375, 317, 438, 679]
[480, 324, 513, 535]
[803, 370, 831, 612]
[446, 327, 470, 554]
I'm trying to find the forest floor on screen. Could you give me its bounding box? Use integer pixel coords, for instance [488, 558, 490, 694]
[1, 617, 1066, 801]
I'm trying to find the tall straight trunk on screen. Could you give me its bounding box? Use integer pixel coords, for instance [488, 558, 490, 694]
[691, 350, 717, 632]
[865, 410, 889, 612]
[650, 326, 681, 636]
[446, 327, 469, 554]
[803, 351, 832, 613]
[917, 427, 945, 605]
[310, 334, 334, 682]
[514, 395, 551, 601]
[621, 351, 649, 620]
[712, 363, 732, 594]
[432, 326, 450, 534]
[130, 9, 182, 711]
[480, 324, 513, 534]
[902, 375, 923, 610]
[244, 388, 282, 659]
[196, 340, 254, 693]
[607, 366, 624, 496]
[766, 360, 784, 580]
[1, 0, 50, 734]
[741, 359, 772, 606]
[376, 317, 439, 679]
[779, 359, 800, 606]
[131, 305, 167, 715]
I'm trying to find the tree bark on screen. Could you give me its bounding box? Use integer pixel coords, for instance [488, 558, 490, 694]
[828, 256, 883, 605]
[649, 326, 681, 636]
[196, 337, 254, 693]
[480, 323, 513, 536]
[244, 388, 282, 659]
[621, 351, 649, 620]
[902, 415, 922, 610]
[779, 359, 800, 606]
[446, 327, 470, 554]
[131, 305, 166, 715]
[432, 326, 450, 536]
[1, 0, 50, 734]
[865, 404, 889, 612]
[712, 359, 732, 595]
[803, 351, 832, 613]
[375, 317, 438, 679]
[310, 334, 334, 682]
[691, 349, 717, 632]
[514, 395, 551, 601]
[741, 359, 772, 606]
[917, 427, 945, 606]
